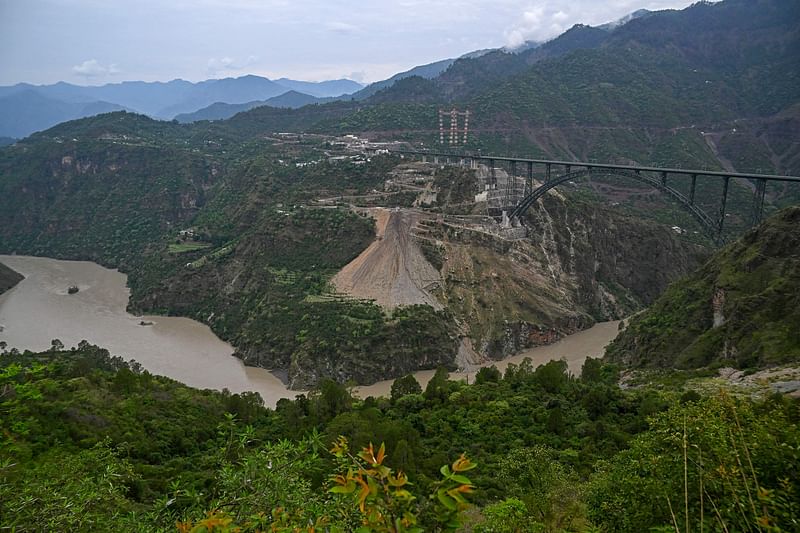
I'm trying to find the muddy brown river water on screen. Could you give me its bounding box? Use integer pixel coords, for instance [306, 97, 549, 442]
[0, 255, 621, 407]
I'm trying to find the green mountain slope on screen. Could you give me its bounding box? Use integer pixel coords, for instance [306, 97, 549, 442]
[2, 345, 798, 532]
[0, 115, 460, 387]
[0, 113, 218, 268]
[606, 206, 800, 370]
[332, 0, 800, 177]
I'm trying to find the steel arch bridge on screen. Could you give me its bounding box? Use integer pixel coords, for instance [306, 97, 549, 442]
[389, 149, 800, 244]
[508, 167, 717, 237]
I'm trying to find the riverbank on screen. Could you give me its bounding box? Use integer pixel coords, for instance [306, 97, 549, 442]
[0, 255, 291, 406]
[356, 320, 622, 399]
[0, 255, 622, 407]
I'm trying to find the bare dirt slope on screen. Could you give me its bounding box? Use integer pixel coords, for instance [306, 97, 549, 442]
[333, 208, 442, 309]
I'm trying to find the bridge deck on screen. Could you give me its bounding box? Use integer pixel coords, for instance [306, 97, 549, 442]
[391, 149, 800, 183]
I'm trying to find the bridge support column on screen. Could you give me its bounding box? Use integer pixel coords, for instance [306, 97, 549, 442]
[690, 174, 697, 205]
[489, 159, 496, 188]
[752, 179, 766, 227]
[661, 171, 667, 188]
[510, 161, 517, 203]
[718, 176, 730, 240]
[527, 161, 533, 196]
[545, 163, 551, 183]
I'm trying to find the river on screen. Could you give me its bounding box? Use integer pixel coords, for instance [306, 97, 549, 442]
[0, 255, 621, 407]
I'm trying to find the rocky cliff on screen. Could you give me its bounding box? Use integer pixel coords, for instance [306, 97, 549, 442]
[606, 206, 800, 370]
[415, 192, 707, 361]
[0, 261, 23, 295]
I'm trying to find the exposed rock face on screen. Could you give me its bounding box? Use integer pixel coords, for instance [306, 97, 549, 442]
[478, 317, 593, 360]
[286, 332, 457, 390]
[527, 197, 709, 317]
[607, 207, 800, 370]
[414, 194, 707, 362]
[712, 288, 726, 328]
[0, 262, 24, 295]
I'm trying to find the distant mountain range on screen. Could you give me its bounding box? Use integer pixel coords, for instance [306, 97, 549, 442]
[174, 90, 334, 123]
[0, 76, 363, 137]
[3, 0, 797, 146]
[0, 7, 659, 138]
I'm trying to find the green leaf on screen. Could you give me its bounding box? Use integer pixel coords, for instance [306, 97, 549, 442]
[437, 488, 457, 511]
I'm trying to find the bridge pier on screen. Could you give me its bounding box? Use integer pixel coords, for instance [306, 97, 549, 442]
[527, 161, 533, 196]
[718, 176, 730, 240]
[510, 161, 517, 204]
[752, 178, 767, 226]
[690, 174, 697, 205]
[545, 163, 551, 183]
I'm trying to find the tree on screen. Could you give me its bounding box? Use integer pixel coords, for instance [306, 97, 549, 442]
[533, 360, 569, 394]
[580, 357, 603, 383]
[497, 446, 583, 532]
[391, 374, 422, 401]
[474, 498, 529, 533]
[587, 393, 800, 532]
[423, 367, 451, 403]
[312, 379, 352, 422]
[474, 365, 501, 385]
[0, 442, 138, 531]
[50, 338, 64, 352]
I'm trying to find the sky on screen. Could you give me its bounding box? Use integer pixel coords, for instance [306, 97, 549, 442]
[0, 0, 697, 86]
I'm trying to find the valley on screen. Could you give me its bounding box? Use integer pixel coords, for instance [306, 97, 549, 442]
[0, 254, 621, 407]
[2, 0, 800, 531]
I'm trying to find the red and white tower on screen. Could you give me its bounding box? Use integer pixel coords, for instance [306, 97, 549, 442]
[438, 108, 470, 146]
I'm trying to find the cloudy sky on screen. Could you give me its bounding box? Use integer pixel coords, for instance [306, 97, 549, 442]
[1, 0, 696, 86]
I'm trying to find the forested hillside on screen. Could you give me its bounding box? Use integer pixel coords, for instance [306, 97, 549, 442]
[607, 206, 800, 370]
[334, 0, 800, 175]
[2, 0, 800, 531]
[1, 345, 798, 531]
[1, 0, 798, 387]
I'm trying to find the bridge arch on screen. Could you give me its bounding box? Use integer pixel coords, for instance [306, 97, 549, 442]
[508, 168, 720, 242]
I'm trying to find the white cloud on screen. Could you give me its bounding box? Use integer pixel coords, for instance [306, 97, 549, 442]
[72, 59, 120, 78]
[503, 0, 696, 49]
[348, 71, 367, 83]
[207, 55, 258, 75]
[3, 0, 699, 85]
[503, 4, 569, 48]
[326, 21, 359, 34]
